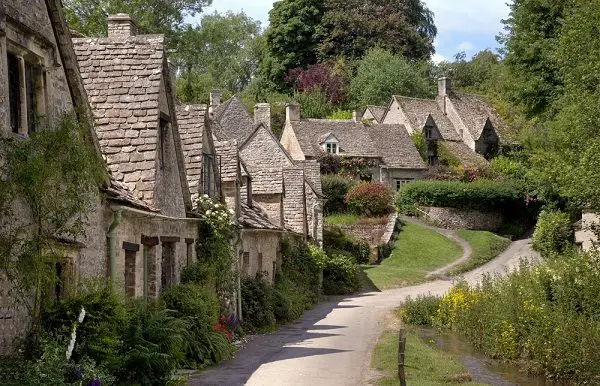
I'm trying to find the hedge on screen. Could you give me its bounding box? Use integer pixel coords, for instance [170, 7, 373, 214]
[321, 175, 356, 214]
[396, 180, 525, 215]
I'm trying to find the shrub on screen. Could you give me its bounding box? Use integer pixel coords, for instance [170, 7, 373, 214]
[327, 109, 353, 119]
[321, 175, 356, 214]
[281, 240, 326, 304]
[317, 153, 342, 175]
[322, 252, 360, 295]
[293, 88, 332, 118]
[240, 275, 276, 332]
[181, 261, 215, 286]
[273, 276, 309, 322]
[532, 209, 573, 258]
[396, 179, 526, 215]
[323, 226, 370, 264]
[345, 183, 392, 216]
[411, 132, 427, 162]
[400, 295, 442, 326]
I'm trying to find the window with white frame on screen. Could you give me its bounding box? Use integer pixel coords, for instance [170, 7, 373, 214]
[395, 178, 413, 191]
[325, 142, 338, 154]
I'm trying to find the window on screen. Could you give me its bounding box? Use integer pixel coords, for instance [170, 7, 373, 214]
[395, 178, 413, 191]
[428, 155, 438, 166]
[6, 52, 44, 135]
[201, 152, 221, 197]
[161, 242, 176, 291]
[124, 250, 137, 297]
[243, 252, 250, 275]
[257, 252, 263, 274]
[325, 142, 338, 154]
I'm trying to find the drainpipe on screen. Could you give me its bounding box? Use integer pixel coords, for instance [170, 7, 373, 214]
[107, 208, 122, 290]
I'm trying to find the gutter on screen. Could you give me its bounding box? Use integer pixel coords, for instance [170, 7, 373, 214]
[110, 204, 203, 222]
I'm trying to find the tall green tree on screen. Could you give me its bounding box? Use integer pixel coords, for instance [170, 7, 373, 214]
[264, 0, 325, 87]
[318, 0, 436, 61]
[175, 12, 263, 102]
[348, 48, 433, 107]
[436, 50, 506, 97]
[63, 0, 211, 49]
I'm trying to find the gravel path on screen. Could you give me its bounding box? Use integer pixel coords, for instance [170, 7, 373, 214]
[189, 234, 540, 386]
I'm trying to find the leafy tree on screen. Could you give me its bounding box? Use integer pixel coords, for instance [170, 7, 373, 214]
[285, 62, 345, 105]
[318, 0, 436, 60]
[264, 0, 325, 87]
[436, 50, 506, 97]
[348, 48, 433, 107]
[175, 12, 263, 103]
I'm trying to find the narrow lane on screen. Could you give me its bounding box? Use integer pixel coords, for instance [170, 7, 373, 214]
[190, 238, 540, 386]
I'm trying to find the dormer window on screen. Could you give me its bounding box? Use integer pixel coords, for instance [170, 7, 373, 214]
[325, 142, 338, 154]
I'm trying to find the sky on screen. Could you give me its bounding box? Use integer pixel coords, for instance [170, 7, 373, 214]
[194, 0, 511, 63]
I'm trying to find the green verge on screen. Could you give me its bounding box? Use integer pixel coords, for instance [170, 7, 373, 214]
[364, 222, 462, 289]
[448, 230, 511, 275]
[324, 213, 360, 226]
[371, 310, 485, 386]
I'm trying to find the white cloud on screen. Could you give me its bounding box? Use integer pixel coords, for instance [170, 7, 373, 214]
[456, 41, 475, 53]
[432, 53, 446, 64]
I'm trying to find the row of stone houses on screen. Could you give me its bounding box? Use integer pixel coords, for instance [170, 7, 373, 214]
[0, 5, 320, 355]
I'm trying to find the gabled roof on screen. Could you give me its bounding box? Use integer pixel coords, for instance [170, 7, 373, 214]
[367, 125, 427, 170]
[241, 202, 282, 231]
[73, 34, 166, 203]
[212, 96, 255, 143]
[319, 132, 339, 144]
[448, 92, 508, 141]
[394, 96, 461, 141]
[290, 119, 380, 159]
[364, 106, 388, 123]
[176, 104, 207, 202]
[102, 177, 158, 212]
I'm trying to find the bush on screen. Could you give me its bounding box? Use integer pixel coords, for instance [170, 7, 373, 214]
[318, 153, 342, 175]
[273, 276, 309, 322]
[400, 295, 442, 326]
[396, 179, 526, 215]
[281, 240, 326, 304]
[293, 88, 331, 118]
[321, 175, 356, 214]
[532, 209, 573, 258]
[241, 275, 276, 332]
[322, 252, 360, 295]
[345, 182, 392, 216]
[181, 261, 215, 286]
[323, 226, 370, 264]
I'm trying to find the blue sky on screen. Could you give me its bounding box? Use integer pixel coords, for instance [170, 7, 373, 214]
[191, 0, 511, 63]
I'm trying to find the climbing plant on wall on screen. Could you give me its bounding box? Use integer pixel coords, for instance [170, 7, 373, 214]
[0, 111, 105, 326]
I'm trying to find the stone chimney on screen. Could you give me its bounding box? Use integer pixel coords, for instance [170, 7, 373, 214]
[107, 14, 138, 38]
[437, 77, 451, 114]
[210, 91, 221, 107]
[353, 109, 363, 123]
[286, 103, 300, 123]
[254, 103, 271, 131]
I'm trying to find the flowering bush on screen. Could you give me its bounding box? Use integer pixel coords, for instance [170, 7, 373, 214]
[345, 182, 392, 216]
[197, 194, 235, 233]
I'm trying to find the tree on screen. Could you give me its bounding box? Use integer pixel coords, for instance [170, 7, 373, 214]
[264, 0, 325, 87]
[348, 48, 433, 107]
[318, 0, 436, 61]
[63, 0, 211, 49]
[285, 62, 345, 105]
[175, 12, 263, 103]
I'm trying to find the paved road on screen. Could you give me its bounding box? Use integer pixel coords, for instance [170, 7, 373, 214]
[190, 238, 540, 386]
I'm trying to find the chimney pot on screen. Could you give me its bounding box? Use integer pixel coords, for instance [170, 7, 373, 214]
[210, 91, 221, 107]
[254, 103, 271, 131]
[107, 14, 137, 38]
[286, 103, 300, 123]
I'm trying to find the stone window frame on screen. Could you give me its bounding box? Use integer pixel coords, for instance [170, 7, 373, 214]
[2, 21, 50, 137]
[122, 242, 140, 297]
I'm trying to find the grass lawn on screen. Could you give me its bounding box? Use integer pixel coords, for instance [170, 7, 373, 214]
[371, 310, 486, 386]
[364, 222, 462, 289]
[448, 230, 511, 275]
[324, 213, 360, 226]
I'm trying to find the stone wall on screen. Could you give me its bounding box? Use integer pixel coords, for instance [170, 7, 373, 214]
[241, 230, 280, 284]
[282, 168, 306, 236]
[421, 206, 504, 231]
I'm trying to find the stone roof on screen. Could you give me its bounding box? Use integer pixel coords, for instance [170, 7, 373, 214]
[241, 202, 282, 230]
[448, 92, 509, 141]
[291, 119, 380, 159]
[364, 106, 387, 123]
[73, 34, 166, 204]
[394, 96, 461, 141]
[440, 141, 488, 168]
[212, 96, 255, 143]
[176, 104, 206, 202]
[368, 125, 427, 170]
[214, 140, 243, 182]
[295, 160, 323, 196]
[102, 177, 158, 212]
[250, 168, 284, 194]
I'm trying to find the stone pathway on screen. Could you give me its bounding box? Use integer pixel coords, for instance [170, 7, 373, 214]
[189, 230, 540, 386]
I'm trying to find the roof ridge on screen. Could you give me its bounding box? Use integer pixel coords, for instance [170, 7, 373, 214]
[394, 95, 437, 103]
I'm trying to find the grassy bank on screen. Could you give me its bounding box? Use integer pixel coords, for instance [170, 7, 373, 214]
[364, 222, 462, 289]
[371, 310, 484, 386]
[448, 230, 511, 275]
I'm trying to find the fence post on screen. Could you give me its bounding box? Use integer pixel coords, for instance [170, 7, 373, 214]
[398, 328, 406, 386]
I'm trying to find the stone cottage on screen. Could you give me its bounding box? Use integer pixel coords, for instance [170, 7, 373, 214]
[575, 211, 600, 252]
[73, 14, 200, 299]
[382, 77, 507, 163]
[280, 103, 427, 191]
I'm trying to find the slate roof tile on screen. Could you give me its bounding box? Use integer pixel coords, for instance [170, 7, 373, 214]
[367, 125, 427, 170]
[394, 96, 461, 141]
[364, 106, 387, 123]
[176, 104, 206, 203]
[448, 92, 509, 141]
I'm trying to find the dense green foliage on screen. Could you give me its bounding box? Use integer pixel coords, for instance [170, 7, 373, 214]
[399, 294, 442, 326]
[532, 210, 573, 258]
[345, 182, 393, 216]
[348, 48, 433, 107]
[321, 175, 356, 214]
[322, 252, 360, 295]
[323, 227, 370, 265]
[396, 180, 526, 214]
[240, 275, 277, 332]
[401, 251, 600, 381]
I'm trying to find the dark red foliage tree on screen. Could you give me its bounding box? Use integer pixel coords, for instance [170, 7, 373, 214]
[285, 62, 345, 105]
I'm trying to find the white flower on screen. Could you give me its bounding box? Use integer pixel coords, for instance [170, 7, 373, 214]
[203, 194, 209, 199]
[206, 210, 212, 216]
[229, 209, 235, 214]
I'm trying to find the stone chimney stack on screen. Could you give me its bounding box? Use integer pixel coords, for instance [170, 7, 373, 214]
[210, 91, 221, 107]
[353, 109, 363, 123]
[286, 103, 300, 123]
[437, 77, 451, 114]
[107, 14, 138, 38]
[254, 103, 271, 131]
